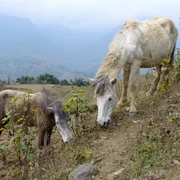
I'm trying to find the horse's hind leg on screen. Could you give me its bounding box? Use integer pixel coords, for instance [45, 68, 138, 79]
[117, 64, 130, 107]
[147, 65, 162, 96]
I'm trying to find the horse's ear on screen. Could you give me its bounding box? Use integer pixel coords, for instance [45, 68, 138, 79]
[88, 78, 94, 85]
[46, 106, 53, 114]
[110, 77, 117, 85]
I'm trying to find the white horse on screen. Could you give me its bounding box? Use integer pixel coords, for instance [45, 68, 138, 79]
[89, 17, 178, 126]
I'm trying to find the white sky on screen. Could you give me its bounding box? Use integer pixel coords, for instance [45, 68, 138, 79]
[0, 0, 179, 30]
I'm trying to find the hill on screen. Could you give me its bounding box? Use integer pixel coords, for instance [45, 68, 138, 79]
[0, 14, 179, 80]
[0, 14, 92, 80]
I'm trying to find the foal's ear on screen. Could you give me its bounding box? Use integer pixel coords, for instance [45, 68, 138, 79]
[110, 77, 117, 85]
[46, 106, 53, 114]
[88, 78, 94, 85]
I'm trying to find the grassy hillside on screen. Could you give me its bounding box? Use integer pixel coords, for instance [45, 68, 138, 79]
[0, 76, 180, 179]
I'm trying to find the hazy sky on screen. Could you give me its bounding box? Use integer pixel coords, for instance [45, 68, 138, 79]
[0, 0, 179, 30]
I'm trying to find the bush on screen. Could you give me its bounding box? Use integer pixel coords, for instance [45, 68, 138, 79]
[63, 87, 88, 136]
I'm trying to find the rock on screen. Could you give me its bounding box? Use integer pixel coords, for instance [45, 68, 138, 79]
[173, 111, 180, 117]
[108, 168, 125, 180]
[99, 136, 108, 140]
[68, 163, 97, 180]
[173, 159, 180, 166]
[132, 120, 140, 123]
[130, 112, 137, 118]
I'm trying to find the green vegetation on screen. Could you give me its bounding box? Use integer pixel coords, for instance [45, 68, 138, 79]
[59, 79, 71, 85]
[64, 88, 89, 136]
[69, 78, 90, 86]
[15, 73, 90, 86]
[16, 76, 35, 84]
[36, 73, 60, 84]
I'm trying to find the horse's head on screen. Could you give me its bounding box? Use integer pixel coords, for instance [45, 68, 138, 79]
[47, 101, 72, 143]
[89, 75, 117, 126]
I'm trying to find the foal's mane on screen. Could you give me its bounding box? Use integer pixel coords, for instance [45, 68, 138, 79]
[36, 88, 58, 112]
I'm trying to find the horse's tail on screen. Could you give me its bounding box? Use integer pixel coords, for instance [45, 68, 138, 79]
[166, 43, 176, 83]
[169, 43, 176, 70]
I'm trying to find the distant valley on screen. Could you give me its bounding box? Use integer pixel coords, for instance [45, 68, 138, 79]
[0, 14, 179, 80]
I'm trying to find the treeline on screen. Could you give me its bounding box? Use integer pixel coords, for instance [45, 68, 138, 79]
[11, 73, 90, 86]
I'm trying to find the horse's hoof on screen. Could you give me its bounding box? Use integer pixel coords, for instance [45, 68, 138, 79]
[130, 112, 137, 118]
[116, 104, 121, 108]
[116, 103, 124, 108]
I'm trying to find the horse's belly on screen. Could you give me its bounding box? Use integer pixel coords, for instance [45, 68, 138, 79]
[140, 48, 170, 68]
[140, 58, 163, 68]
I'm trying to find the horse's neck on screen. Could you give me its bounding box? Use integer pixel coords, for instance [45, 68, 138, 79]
[96, 51, 123, 78]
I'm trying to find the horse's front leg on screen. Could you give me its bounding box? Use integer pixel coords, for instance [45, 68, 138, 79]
[129, 61, 140, 118]
[117, 65, 130, 107]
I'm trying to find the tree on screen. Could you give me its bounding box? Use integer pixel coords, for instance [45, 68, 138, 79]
[7, 76, 11, 85]
[16, 76, 35, 84]
[36, 73, 60, 84]
[59, 79, 71, 85]
[70, 78, 90, 86]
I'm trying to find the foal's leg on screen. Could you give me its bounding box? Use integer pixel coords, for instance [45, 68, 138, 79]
[38, 127, 46, 149]
[129, 61, 140, 117]
[45, 127, 53, 146]
[117, 64, 130, 107]
[147, 65, 162, 96]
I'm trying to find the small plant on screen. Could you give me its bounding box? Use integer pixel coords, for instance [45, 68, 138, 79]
[0, 145, 7, 163]
[64, 87, 88, 136]
[1, 92, 38, 179]
[168, 112, 180, 125]
[73, 149, 93, 164]
[155, 57, 174, 95]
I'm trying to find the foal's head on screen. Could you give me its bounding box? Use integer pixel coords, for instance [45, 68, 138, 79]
[89, 75, 117, 126]
[47, 101, 72, 143]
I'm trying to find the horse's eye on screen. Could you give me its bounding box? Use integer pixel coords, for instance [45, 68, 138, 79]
[108, 97, 112, 101]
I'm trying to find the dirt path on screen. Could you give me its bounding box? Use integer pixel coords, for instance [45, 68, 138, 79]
[90, 118, 141, 179]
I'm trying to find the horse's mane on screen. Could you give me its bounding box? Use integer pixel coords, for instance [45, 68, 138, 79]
[91, 75, 112, 95]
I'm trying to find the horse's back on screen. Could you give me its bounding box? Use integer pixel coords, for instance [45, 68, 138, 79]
[109, 17, 178, 68]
